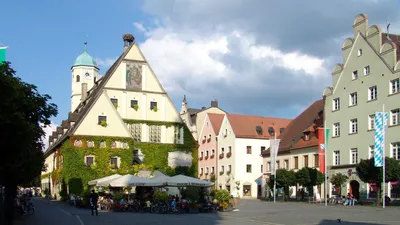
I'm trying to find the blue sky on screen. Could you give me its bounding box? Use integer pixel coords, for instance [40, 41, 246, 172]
[2, 0, 400, 129]
[1, 0, 149, 124]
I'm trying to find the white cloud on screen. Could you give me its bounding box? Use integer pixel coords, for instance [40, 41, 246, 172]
[41, 122, 57, 151]
[135, 0, 400, 117]
[96, 58, 116, 68]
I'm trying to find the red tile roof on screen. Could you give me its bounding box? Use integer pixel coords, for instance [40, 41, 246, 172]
[208, 113, 225, 134]
[226, 114, 291, 139]
[262, 99, 324, 155]
[382, 33, 400, 63]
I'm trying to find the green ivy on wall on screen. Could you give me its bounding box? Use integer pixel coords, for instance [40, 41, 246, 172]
[57, 121, 198, 196]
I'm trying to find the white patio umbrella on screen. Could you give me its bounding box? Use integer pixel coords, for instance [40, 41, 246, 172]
[167, 175, 213, 187]
[109, 174, 149, 187]
[136, 175, 169, 187]
[88, 174, 122, 186]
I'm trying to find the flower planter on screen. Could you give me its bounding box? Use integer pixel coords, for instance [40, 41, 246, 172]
[221, 206, 233, 212]
[210, 155, 215, 159]
[199, 157, 203, 161]
[205, 156, 209, 160]
[219, 154, 224, 159]
[227, 152, 232, 158]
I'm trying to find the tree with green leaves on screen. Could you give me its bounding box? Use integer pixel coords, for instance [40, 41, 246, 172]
[356, 157, 400, 207]
[330, 173, 348, 196]
[295, 167, 324, 199]
[0, 62, 58, 224]
[269, 169, 296, 201]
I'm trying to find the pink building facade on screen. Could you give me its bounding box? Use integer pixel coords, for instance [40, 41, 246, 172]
[198, 113, 225, 181]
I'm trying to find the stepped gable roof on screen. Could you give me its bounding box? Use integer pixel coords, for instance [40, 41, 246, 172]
[208, 113, 225, 134]
[261, 99, 323, 156]
[44, 43, 134, 157]
[382, 33, 400, 62]
[226, 114, 291, 139]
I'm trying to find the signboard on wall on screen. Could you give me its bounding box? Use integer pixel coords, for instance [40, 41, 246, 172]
[317, 128, 326, 173]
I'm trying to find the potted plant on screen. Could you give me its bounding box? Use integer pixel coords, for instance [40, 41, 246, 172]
[133, 104, 139, 111]
[210, 154, 214, 159]
[199, 156, 203, 161]
[227, 152, 232, 158]
[205, 155, 209, 160]
[219, 171, 224, 175]
[227, 171, 231, 175]
[188, 202, 200, 214]
[100, 121, 107, 127]
[152, 106, 158, 112]
[215, 190, 233, 212]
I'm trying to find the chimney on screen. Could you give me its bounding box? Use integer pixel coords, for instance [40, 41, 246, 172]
[122, 34, 135, 52]
[211, 99, 218, 108]
[81, 83, 88, 102]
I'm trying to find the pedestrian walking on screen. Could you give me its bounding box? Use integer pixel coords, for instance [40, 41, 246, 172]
[89, 190, 99, 216]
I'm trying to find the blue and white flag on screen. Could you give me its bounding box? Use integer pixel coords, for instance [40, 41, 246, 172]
[374, 112, 388, 167]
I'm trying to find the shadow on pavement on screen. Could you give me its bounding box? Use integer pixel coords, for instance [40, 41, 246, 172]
[318, 219, 387, 225]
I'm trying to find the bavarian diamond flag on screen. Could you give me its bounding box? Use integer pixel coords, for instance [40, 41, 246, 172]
[374, 112, 388, 167]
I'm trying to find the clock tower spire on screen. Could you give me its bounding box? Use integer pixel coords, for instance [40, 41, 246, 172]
[70, 42, 99, 112]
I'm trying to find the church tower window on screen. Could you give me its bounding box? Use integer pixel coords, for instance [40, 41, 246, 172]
[76, 75, 80, 82]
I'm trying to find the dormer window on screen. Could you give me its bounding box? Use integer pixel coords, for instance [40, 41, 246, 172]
[304, 132, 310, 141]
[256, 126, 263, 135]
[268, 127, 275, 136]
[279, 128, 284, 133]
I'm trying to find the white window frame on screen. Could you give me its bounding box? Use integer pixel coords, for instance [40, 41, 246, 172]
[369, 145, 375, 159]
[211, 167, 215, 174]
[84, 155, 95, 167]
[333, 151, 340, 165]
[333, 122, 340, 137]
[352, 70, 358, 80]
[368, 115, 375, 130]
[205, 167, 209, 174]
[349, 119, 358, 134]
[390, 109, 399, 126]
[349, 92, 358, 106]
[200, 168, 203, 175]
[333, 98, 340, 111]
[390, 78, 400, 95]
[350, 148, 358, 164]
[391, 142, 400, 160]
[358, 49, 362, 56]
[364, 66, 370, 76]
[368, 86, 377, 101]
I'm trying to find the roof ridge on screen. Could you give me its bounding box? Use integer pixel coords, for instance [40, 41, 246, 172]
[227, 113, 291, 120]
[45, 44, 134, 155]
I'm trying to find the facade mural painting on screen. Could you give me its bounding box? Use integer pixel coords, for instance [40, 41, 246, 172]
[126, 62, 142, 90]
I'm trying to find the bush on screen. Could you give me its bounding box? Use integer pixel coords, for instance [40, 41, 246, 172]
[153, 190, 168, 202]
[214, 190, 230, 203]
[181, 187, 201, 201]
[112, 192, 124, 202]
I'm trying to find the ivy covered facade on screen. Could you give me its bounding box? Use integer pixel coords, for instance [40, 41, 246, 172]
[41, 35, 198, 198]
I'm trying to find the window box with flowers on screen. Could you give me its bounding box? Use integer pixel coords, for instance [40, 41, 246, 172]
[199, 156, 203, 161]
[219, 171, 224, 175]
[150, 101, 158, 112]
[227, 152, 232, 158]
[227, 171, 231, 175]
[210, 155, 215, 159]
[205, 155, 209, 160]
[219, 154, 224, 159]
[98, 116, 107, 127]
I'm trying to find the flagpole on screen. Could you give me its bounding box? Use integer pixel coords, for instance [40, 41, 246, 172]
[324, 121, 328, 206]
[273, 131, 277, 203]
[383, 104, 386, 209]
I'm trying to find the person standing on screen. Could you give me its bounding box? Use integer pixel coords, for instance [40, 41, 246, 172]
[89, 190, 99, 216]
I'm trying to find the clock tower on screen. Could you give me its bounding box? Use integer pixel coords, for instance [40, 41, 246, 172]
[71, 42, 99, 112]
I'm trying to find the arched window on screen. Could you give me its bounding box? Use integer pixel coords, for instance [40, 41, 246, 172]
[76, 75, 80, 82]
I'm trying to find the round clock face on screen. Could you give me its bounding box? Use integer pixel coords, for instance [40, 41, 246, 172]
[84, 70, 92, 79]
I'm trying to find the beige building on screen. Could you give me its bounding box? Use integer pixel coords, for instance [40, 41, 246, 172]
[41, 34, 197, 197]
[323, 14, 400, 200]
[261, 100, 324, 200]
[180, 96, 225, 140]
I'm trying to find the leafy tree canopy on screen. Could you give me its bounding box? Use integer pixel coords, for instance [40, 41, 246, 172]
[295, 167, 324, 187]
[0, 62, 58, 186]
[269, 169, 296, 188]
[330, 173, 348, 188]
[356, 157, 400, 184]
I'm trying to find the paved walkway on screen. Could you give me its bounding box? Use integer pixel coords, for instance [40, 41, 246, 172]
[13, 197, 400, 225]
